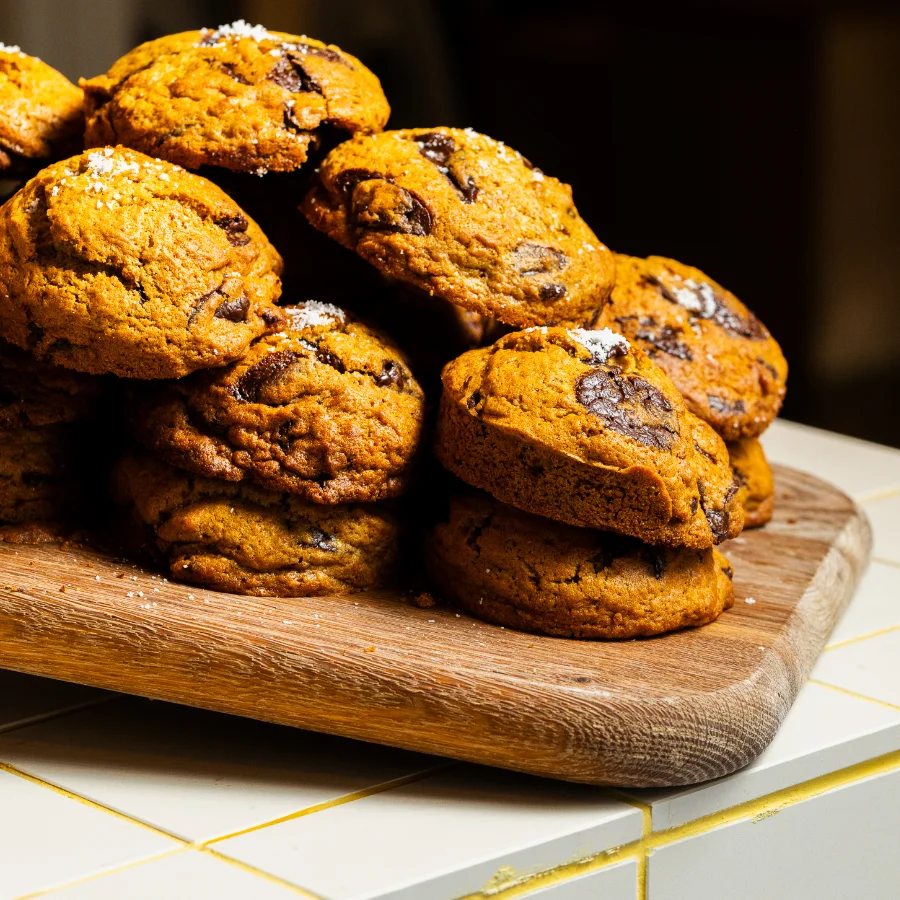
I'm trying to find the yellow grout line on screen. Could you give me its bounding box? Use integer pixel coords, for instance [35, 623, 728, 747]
[603, 788, 650, 900]
[0, 761, 190, 845]
[872, 556, 900, 571]
[12, 848, 188, 900]
[856, 483, 900, 504]
[808, 679, 900, 712]
[457, 748, 900, 899]
[0, 694, 118, 736]
[825, 624, 900, 652]
[199, 847, 326, 898]
[204, 761, 459, 846]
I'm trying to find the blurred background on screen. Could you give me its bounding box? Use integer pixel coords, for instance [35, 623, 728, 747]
[1, 0, 898, 446]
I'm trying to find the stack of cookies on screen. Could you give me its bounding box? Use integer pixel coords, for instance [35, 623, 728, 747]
[0, 24, 787, 637]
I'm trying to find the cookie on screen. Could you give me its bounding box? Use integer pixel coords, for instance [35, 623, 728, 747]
[129, 302, 425, 503]
[0, 338, 105, 428]
[727, 436, 775, 528]
[0, 147, 284, 379]
[112, 453, 399, 596]
[82, 22, 389, 175]
[435, 327, 743, 548]
[428, 492, 735, 638]
[0, 424, 83, 526]
[0, 44, 84, 176]
[596, 255, 787, 440]
[302, 127, 616, 328]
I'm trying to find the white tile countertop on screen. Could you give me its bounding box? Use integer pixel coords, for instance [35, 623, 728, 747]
[1, 419, 899, 900]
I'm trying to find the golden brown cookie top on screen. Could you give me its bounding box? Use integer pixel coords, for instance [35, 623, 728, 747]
[0, 146, 284, 378]
[597, 255, 788, 439]
[302, 127, 615, 328]
[129, 301, 426, 503]
[441, 326, 742, 545]
[81, 23, 390, 174]
[0, 338, 105, 427]
[0, 44, 84, 175]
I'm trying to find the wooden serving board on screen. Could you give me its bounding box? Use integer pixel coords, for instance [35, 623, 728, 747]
[0, 465, 871, 788]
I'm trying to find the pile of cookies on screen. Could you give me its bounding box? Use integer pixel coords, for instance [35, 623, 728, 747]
[0, 24, 787, 639]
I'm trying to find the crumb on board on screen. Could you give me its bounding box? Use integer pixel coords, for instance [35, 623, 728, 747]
[412, 591, 436, 609]
[364, 646, 376, 653]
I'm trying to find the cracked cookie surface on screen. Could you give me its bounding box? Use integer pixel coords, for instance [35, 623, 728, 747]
[302, 127, 615, 328]
[727, 436, 774, 528]
[0, 44, 84, 176]
[130, 301, 426, 503]
[82, 23, 389, 174]
[596, 255, 788, 440]
[0, 147, 283, 378]
[428, 492, 735, 638]
[0, 338, 105, 427]
[435, 326, 743, 548]
[113, 452, 400, 596]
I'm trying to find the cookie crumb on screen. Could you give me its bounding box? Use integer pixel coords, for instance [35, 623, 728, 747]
[412, 591, 436, 609]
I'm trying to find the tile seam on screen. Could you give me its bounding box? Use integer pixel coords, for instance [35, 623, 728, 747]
[10, 848, 188, 900]
[0, 694, 118, 736]
[856, 483, 900, 504]
[872, 556, 900, 571]
[198, 847, 326, 898]
[824, 624, 900, 651]
[807, 679, 900, 712]
[203, 761, 459, 846]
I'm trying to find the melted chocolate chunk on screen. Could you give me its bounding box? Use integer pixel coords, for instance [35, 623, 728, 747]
[288, 43, 352, 68]
[214, 296, 250, 322]
[350, 181, 433, 236]
[466, 390, 482, 410]
[261, 308, 283, 328]
[268, 54, 321, 93]
[575, 368, 678, 450]
[316, 346, 345, 373]
[757, 357, 780, 381]
[215, 214, 251, 246]
[375, 359, 406, 389]
[694, 441, 717, 464]
[187, 282, 225, 325]
[731, 466, 748, 487]
[307, 528, 338, 551]
[539, 284, 567, 302]
[643, 547, 668, 580]
[708, 395, 746, 415]
[690, 496, 699, 514]
[231, 350, 299, 403]
[616, 316, 693, 361]
[414, 132, 455, 167]
[721, 565, 734, 581]
[216, 62, 251, 84]
[697, 479, 739, 543]
[334, 167, 383, 197]
[511, 243, 567, 276]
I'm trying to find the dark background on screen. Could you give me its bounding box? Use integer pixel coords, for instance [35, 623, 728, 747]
[2, 0, 898, 445]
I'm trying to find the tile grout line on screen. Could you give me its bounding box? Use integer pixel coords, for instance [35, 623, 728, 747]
[457, 748, 900, 900]
[807, 679, 900, 712]
[11, 848, 189, 900]
[855, 483, 900, 504]
[199, 847, 327, 899]
[604, 789, 650, 900]
[872, 556, 900, 571]
[824, 624, 900, 652]
[203, 761, 460, 846]
[0, 694, 119, 736]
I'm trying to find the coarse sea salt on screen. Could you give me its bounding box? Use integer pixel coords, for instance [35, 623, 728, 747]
[199, 20, 275, 47]
[660, 273, 718, 318]
[568, 327, 630, 363]
[285, 300, 346, 330]
[0, 42, 24, 56]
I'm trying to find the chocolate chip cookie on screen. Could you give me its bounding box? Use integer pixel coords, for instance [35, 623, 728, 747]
[0, 338, 105, 428]
[727, 436, 774, 528]
[0, 44, 84, 176]
[428, 492, 735, 638]
[129, 302, 425, 503]
[435, 327, 743, 548]
[302, 127, 616, 328]
[596, 255, 788, 440]
[0, 147, 284, 378]
[113, 453, 399, 596]
[82, 23, 389, 175]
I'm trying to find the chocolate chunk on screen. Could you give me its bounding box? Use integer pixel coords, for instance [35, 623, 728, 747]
[694, 441, 717, 464]
[187, 282, 225, 325]
[539, 284, 567, 302]
[757, 357, 780, 381]
[643, 547, 668, 580]
[334, 168, 383, 197]
[375, 359, 406, 389]
[616, 316, 693, 361]
[231, 350, 299, 403]
[307, 528, 338, 551]
[466, 390, 482, 410]
[511, 243, 567, 276]
[350, 181, 433, 236]
[261, 308, 283, 329]
[691, 496, 699, 514]
[316, 346, 345, 373]
[414, 132, 456, 167]
[288, 43, 353, 68]
[268, 54, 321, 93]
[721, 565, 734, 581]
[708, 395, 746, 415]
[215, 214, 251, 246]
[214, 296, 250, 322]
[697, 479, 739, 543]
[447, 170, 479, 203]
[575, 368, 678, 450]
[216, 62, 251, 84]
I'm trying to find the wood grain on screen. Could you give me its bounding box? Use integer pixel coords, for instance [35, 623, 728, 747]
[0, 465, 871, 787]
